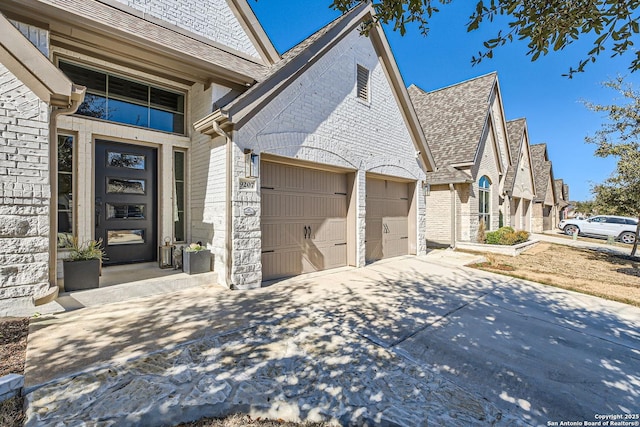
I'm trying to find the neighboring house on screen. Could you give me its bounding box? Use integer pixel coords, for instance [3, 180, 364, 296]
[555, 179, 570, 222]
[504, 118, 536, 232]
[409, 73, 512, 247]
[0, 0, 435, 312]
[530, 143, 558, 232]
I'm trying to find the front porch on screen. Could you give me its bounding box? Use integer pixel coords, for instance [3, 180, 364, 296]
[35, 263, 220, 315]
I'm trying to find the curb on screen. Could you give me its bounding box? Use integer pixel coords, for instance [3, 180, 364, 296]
[0, 374, 24, 402]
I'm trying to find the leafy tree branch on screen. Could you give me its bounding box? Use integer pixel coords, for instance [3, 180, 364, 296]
[329, 0, 640, 77]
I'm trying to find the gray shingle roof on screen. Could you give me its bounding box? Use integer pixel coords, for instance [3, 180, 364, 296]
[531, 143, 552, 203]
[408, 72, 497, 168]
[504, 118, 526, 193]
[555, 179, 569, 207]
[425, 166, 473, 185]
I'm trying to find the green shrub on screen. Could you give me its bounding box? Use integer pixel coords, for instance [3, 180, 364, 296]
[485, 226, 513, 244]
[485, 227, 529, 246]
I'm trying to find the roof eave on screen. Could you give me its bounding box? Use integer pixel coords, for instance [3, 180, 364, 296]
[0, 12, 85, 107]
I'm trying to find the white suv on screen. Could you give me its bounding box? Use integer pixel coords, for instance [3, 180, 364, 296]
[558, 215, 638, 244]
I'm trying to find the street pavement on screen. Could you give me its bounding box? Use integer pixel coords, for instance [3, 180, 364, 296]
[23, 253, 640, 426]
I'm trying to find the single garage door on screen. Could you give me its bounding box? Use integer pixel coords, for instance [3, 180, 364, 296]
[261, 162, 348, 281]
[366, 177, 410, 262]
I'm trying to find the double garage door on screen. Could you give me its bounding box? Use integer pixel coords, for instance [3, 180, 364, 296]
[261, 162, 412, 281]
[261, 162, 348, 281]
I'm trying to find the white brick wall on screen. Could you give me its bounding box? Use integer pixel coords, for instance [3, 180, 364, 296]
[224, 29, 427, 288]
[491, 96, 510, 192]
[112, 0, 260, 58]
[425, 184, 452, 246]
[470, 124, 502, 239]
[9, 21, 49, 57]
[512, 142, 535, 200]
[0, 65, 51, 304]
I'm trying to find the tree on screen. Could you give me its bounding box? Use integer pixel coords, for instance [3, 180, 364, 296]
[329, 0, 640, 76]
[584, 77, 640, 256]
[572, 200, 597, 217]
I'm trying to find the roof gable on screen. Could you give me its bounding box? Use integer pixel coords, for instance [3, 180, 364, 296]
[196, 2, 435, 171]
[504, 118, 535, 197]
[554, 179, 569, 207]
[1, 0, 268, 86]
[531, 143, 556, 203]
[409, 72, 497, 168]
[100, 0, 279, 65]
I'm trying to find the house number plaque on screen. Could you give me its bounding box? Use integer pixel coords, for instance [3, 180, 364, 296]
[239, 178, 256, 191]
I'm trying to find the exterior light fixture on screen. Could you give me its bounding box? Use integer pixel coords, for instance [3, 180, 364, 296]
[244, 149, 259, 178]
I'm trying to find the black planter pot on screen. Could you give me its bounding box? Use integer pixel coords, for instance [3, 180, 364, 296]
[182, 250, 211, 275]
[63, 259, 100, 291]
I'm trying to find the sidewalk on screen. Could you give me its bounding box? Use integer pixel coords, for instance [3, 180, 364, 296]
[531, 231, 632, 255]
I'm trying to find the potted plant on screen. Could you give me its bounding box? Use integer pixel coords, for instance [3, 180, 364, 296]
[63, 238, 106, 291]
[182, 242, 211, 275]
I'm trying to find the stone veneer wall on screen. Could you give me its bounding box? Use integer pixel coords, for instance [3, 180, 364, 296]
[0, 64, 51, 308]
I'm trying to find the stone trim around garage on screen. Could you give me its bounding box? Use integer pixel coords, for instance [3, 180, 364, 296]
[455, 239, 539, 257]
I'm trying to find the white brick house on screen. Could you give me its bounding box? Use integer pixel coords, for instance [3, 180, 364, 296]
[194, 3, 435, 288]
[0, 0, 434, 312]
[409, 73, 512, 246]
[530, 143, 558, 232]
[504, 118, 536, 232]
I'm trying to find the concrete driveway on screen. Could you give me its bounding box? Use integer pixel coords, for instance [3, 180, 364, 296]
[23, 254, 640, 426]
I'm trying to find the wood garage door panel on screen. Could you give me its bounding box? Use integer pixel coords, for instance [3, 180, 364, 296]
[261, 162, 348, 281]
[366, 177, 410, 263]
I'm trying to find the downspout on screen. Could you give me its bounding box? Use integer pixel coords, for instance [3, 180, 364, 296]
[211, 120, 234, 290]
[43, 86, 86, 305]
[449, 183, 456, 248]
[225, 130, 233, 289]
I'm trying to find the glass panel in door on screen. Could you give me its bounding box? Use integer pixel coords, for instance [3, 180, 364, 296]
[95, 140, 157, 265]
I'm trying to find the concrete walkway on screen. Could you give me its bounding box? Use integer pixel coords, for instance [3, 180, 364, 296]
[23, 254, 640, 426]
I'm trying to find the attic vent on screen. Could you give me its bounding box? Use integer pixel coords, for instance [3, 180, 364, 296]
[356, 64, 369, 102]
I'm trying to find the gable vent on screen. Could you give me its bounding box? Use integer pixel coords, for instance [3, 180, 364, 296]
[356, 64, 369, 102]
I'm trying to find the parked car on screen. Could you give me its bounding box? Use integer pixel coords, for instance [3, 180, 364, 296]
[558, 215, 638, 244]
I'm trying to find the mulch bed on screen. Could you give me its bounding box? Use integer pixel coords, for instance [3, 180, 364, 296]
[0, 317, 29, 427]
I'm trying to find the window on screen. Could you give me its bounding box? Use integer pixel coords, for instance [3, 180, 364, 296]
[58, 61, 185, 134]
[174, 151, 186, 242]
[606, 217, 626, 224]
[57, 135, 74, 247]
[356, 64, 369, 102]
[478, 175, 491, 229]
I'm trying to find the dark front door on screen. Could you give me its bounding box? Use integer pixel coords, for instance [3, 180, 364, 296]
[95, 140, 157, 265]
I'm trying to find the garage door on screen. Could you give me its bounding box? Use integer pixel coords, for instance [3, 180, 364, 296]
[261, 162, 348, 281]
[366, 177, 410, 262]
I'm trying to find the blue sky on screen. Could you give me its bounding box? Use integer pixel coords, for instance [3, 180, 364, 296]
[249, 1, 639, 201]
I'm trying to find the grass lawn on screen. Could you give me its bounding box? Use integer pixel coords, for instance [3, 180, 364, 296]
[468, 242, 640, 307]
